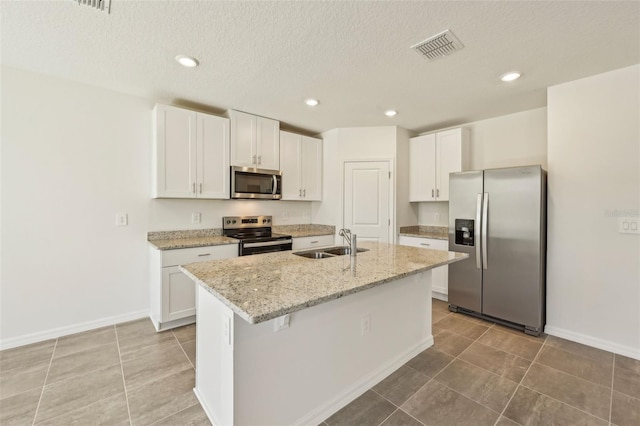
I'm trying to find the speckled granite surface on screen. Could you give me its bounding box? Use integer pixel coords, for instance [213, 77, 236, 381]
[399, 225, 449, 240]
[148, 224, 335, 250]
[180, 241, 467, 324]
[148, 229, 238, 250]
[272, 224, 335, 238]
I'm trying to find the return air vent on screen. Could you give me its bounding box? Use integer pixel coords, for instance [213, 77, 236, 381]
[411, 30, 464, 61]
[76, 0, 111, 14]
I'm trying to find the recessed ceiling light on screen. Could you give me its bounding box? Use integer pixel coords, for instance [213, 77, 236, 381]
[175, 55, 199, 68]
[500, 72, 521, 82]
[385, 110, 397, 117]
[305, 98, 319, 107]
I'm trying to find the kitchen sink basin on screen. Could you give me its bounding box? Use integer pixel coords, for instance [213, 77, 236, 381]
[294, 251, 337, 259]
[322, 246, 369, 256]
[293, 246, 369, 259]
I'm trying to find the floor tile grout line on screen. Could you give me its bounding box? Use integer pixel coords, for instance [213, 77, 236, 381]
[517, 383, 612, 424]
[172, 330, 195, 370]
[529, 354, 615, 392]
[375, 407, 398, 426]
[609, 355, 615, 426]
[493, 333, 548, 426]
[148, 402, 201, 426]
[31, 338, 58, 426]
[114, 324, 133, 426]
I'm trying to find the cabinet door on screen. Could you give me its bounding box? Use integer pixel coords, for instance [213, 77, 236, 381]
[301, 136, 322, 201]
[230, 110, 256, 167]
[292, 235, 335, 250]
[409, 134, 436, 201]
[197, 113, 230, 199]
[279, 131, 302, 200]
[436, 128, 463, 201]
[153, 105, 197, 198]
[162, 266, 196, 322]
[256, 117, 280, 170]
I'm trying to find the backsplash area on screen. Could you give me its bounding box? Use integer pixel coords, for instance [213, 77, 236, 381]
[149, 198, 313, 231]
[418, 201, 449, 226]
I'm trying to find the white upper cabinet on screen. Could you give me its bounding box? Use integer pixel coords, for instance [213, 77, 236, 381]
[229, 110, 280, 170]
[409, 127, 469, 202]
[152, 104, 229, 199]
[279, 131, 322, 201]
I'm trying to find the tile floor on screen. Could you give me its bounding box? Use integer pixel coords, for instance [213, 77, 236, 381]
[1, 299, 638, 425]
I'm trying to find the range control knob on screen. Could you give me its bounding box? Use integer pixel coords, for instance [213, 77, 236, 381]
[232, 220, 237, 224]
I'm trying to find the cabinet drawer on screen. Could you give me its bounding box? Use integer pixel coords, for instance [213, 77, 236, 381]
[292, 235, 334, 250]
[398, 235, 448, 250]
[161, 244, 238, 267]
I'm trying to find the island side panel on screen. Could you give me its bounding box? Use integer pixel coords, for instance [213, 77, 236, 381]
[195, 285, 235, 426]
[233, 270, 433, 426]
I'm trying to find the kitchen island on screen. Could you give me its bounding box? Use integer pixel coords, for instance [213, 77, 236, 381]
[181, 242, 467, 426]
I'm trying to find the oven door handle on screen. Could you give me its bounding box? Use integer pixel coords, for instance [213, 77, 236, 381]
[243, 239, 292, 248]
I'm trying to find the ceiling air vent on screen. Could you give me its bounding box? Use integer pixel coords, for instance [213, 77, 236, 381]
[411, 29, 464, 61]
[76, 0, 111, 14]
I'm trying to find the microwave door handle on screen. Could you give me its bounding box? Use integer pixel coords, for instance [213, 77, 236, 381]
[272, 175, 277, 195]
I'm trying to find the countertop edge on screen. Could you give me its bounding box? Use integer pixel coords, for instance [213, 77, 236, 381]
[398, 232, 448, 241]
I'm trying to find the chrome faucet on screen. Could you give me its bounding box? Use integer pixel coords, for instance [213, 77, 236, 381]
[339, 228, 358, 257]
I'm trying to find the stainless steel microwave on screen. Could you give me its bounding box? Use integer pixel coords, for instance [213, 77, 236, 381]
[230, 166, 282, 200]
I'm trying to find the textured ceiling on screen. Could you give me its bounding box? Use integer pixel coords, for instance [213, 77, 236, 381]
[2, 1, 639, 134]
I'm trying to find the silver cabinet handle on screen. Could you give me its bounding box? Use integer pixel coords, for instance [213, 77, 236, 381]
[420, 243, 431, 246]
[436, 188, 440, 198]
[481, 192, 489, 270]
[475, 194, 482, 270]
[258, 155, 261, 165]
[431, 189, 434, 198]
[252, 155, 257, 165]
[310, 240, 319, 244]
[192, 182, 196, 194]
[299, 189, 302, 197]
[199, 183, 202, 193]
[303, 189, 306, 197]
[198, 253, 211, 257]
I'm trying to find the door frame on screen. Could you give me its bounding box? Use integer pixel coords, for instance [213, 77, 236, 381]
[342, 159, 395, 244]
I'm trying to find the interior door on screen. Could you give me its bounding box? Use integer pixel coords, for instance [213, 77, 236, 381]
[343, 161, 391, 243]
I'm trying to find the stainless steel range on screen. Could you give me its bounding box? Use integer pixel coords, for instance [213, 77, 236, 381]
[223, 216, 292, 256]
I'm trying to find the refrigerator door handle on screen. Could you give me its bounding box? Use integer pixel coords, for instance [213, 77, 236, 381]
[482, 192, 489, 270]
[475, 193, 483, 269]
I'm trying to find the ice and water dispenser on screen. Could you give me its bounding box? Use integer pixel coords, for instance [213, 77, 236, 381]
[455, 219, 475, 246]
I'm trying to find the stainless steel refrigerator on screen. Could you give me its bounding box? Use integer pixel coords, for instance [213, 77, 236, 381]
[448, 165, 546, 336]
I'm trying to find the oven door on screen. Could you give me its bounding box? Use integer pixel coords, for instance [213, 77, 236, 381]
[240, 238, 293, 256]
[231, 166, 282, 200]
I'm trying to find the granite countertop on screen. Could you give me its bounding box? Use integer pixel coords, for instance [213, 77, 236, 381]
[148, 229, 238, 250]
[272, 224, 335, 238]
[399, 225, 448, 240]
[180, 241, 467, 324]
[148, 224, 335, 250]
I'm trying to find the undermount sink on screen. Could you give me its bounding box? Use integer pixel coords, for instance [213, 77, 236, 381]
[293, 246, 370, 259]
[322, 246, 369, 256]
[294, 251, 337, 259]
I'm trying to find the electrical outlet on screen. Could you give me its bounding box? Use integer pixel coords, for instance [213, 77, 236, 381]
[361, 314, 371, 336]
[116, 213, 128, 226]
[619, 217, 639, 234]
[435, 213, 441, 222]
[192, 212, 201, 224]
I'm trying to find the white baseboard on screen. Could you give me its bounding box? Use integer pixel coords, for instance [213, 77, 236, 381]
[194, 388, 221, 426]
[293, 335, 434, 426]
[545, 325, 640, 360]
[432, 291, 448, 302]
[0, 310, 149, 351]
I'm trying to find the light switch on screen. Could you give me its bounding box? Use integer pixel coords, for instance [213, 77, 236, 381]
[116, 213, 128, 226]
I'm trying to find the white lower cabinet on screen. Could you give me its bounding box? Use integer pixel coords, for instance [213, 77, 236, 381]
[292, 235, 335, 250]
[150, 244, 238, 331]
[398, 235, 449, 299]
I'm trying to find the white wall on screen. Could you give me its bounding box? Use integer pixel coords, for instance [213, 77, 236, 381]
[418, 107, 548, 226]
[0, 67, 312, 347]
[546, 64, 640, 359]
